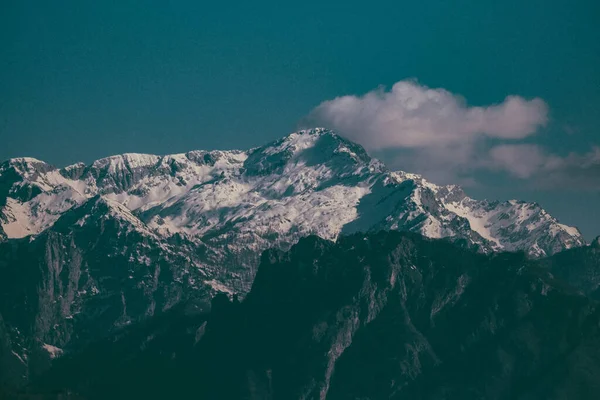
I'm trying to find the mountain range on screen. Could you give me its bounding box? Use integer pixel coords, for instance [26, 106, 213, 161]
[0, 128, 595, 395]
[1, 128, 585, 260]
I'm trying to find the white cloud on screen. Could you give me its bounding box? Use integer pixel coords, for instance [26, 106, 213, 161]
[556, 147, 600, 190]
[307, 80, 548, 150]
[528, 146, 600, 189]
[305, 80, 599, 190]
[487, 144, 562, 178]
[485, 144, 600, 186]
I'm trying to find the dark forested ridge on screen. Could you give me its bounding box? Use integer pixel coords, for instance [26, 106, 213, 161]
[7, 231, 600, 400]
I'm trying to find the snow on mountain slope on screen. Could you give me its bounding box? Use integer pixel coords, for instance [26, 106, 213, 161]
[0, 149, 247, 238]
[0, 129, 585, 275]
[444, 198, 585, 257]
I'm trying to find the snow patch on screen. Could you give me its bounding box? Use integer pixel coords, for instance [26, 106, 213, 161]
[444, 201, 502, 248]
[557, 223, 580, 237]
[42, 343, 64, 359]
[205, 279, 234, 294]
[11, 350, 26, 365]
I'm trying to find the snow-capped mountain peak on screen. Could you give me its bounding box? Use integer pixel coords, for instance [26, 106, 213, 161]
[2, 157, 51, 172]
[0, 129, 586, 282]
[242, 128, 379, 179]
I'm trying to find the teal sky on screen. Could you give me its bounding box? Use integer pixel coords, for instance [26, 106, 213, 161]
[1, 0, 599, 239]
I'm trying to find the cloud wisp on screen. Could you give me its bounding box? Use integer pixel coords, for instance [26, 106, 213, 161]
[305, 80, 599, 189]
[488, 145, 600, 190]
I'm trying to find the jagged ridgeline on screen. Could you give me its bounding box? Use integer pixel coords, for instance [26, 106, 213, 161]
[23, 232, 600, 400]
[0, 129, 592, 394]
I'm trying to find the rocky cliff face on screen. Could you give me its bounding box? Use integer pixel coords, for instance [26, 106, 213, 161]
[29, 232, 600, 400]
[0, 196, 213, 384]
[538, 237, 600, 300]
